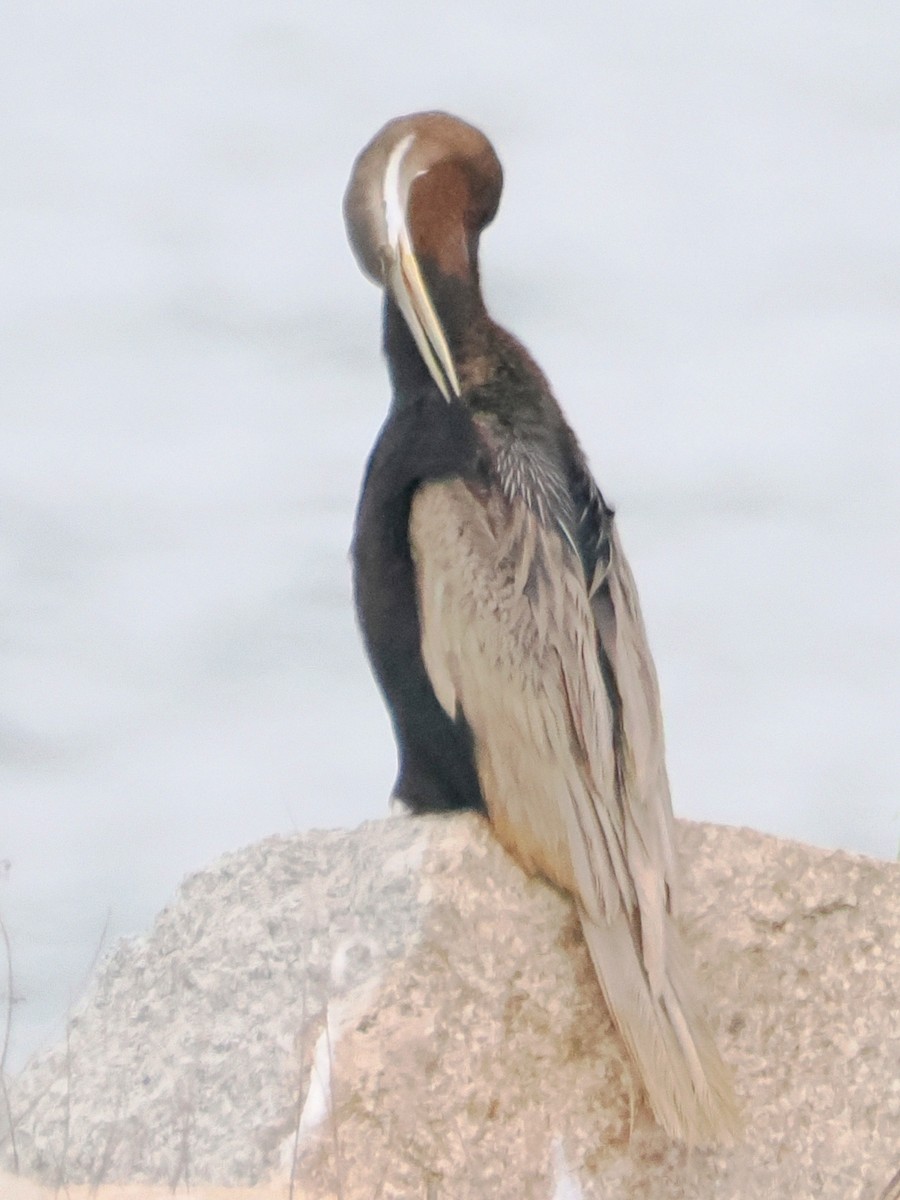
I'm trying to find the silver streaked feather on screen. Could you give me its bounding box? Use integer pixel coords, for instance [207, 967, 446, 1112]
[409, 477, 739, 1143]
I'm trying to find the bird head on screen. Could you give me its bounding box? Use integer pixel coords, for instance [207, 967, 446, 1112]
[343, 112, 503, 401]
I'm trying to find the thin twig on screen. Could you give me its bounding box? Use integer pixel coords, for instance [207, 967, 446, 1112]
[877, 1163, 900, 1200]
[0, 907, 19, 1172]
[53, 912, 110, 1197]
[53, 1017, 73, 1198]
[74, 909, 111, 1000]
[168, 1083, 195, 1195]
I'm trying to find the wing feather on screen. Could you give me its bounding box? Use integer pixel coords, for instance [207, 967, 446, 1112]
[409, 478, 638, 912]
[408, 476, 738, 1143]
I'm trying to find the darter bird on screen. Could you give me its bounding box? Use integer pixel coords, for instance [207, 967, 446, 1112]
[343, 111, 739, 1144]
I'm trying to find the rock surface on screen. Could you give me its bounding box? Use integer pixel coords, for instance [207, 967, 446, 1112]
[2, 814, 898, 1199]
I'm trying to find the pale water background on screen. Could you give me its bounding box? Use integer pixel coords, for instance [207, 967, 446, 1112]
[1, 1, 898, 1072]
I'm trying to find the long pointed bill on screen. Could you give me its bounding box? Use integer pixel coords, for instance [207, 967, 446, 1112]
[385, 230, 461, 402]
[380, 133, 461, 402]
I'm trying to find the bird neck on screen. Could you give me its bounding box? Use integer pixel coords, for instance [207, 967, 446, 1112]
[382, 263, 490, 403]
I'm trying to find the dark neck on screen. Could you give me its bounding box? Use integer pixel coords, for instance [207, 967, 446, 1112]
[420, 254, 487, 349]
[382, 260, 489, 405]
[382, 297, 438, 402]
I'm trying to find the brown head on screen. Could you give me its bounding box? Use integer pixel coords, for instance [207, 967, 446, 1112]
[343, 112, 503, 400]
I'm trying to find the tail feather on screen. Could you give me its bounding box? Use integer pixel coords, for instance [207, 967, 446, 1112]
[579, 905, 740, 1145]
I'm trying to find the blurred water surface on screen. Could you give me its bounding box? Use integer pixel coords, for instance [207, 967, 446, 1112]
[1, 1, 898, 1070]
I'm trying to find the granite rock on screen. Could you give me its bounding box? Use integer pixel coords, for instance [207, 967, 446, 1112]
[2, 814, 897, 1199]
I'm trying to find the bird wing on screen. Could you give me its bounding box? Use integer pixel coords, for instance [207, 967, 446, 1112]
[409, 476, 738, 1143]
[408, 476, 677, 938]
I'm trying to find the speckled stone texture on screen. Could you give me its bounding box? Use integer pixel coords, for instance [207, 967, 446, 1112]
[2, 816, 898, 1199]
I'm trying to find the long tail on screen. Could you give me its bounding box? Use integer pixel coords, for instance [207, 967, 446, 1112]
[578, 905, 740, 1145]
